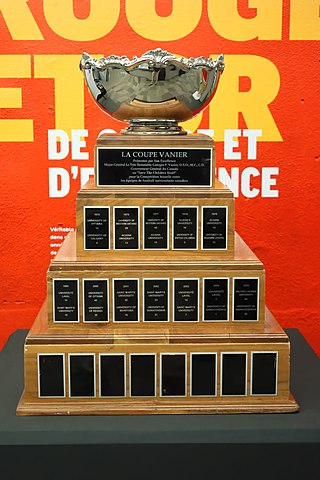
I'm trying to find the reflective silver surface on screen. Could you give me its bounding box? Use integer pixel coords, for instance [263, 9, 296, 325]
[80, 48, 224, 134]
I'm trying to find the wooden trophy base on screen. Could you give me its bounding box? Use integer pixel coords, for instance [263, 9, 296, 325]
[17, 305, 299, 416]
[17, 395, 298, 416]
[17, 133, 299, 417]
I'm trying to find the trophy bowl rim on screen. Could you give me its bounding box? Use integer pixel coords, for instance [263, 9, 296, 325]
[80, 48, 224, 73]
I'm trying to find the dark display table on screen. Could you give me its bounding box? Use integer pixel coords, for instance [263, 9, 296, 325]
[0, 329, 319, 480]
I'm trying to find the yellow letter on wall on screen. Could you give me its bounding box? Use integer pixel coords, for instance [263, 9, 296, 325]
[126, 0, 202, 41]
[34, 55, 85, 136]
[0, 0, 43, 40]
[0, 55, 34, 142]
[208, 0, 282, 40]
[290, 0, 320, 40]
[209, 55, 282, 142]
[43, 0, 120, 41]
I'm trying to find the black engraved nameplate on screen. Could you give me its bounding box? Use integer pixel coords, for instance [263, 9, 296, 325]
[143, 207, 168, 249]
[97, 147, 212, 187]
[174, 279, 198, 322]
[202, 206, 227, 249]
[233, 278, 259, 321]
[84, 207, 109, 250]
[53, 279, 79, 322]
[114, 207, 139, 250]
[113, 279, 139, 322]
[38, 354, 65, 398]
[203, 278, 229, 321]
[83, 279, 108, 322]
[173, 207, 197, 249]
[143, 279, 169, 322]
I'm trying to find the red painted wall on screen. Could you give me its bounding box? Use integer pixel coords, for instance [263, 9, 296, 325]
[0, 1, 319, 355]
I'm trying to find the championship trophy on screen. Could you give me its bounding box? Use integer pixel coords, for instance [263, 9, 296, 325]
[17, 49, 298, 414]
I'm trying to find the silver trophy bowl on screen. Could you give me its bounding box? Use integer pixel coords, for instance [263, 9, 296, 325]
[80, 48, 224, 135]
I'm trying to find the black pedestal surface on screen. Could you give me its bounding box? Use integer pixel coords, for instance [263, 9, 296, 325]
[0, 329, 319, 480]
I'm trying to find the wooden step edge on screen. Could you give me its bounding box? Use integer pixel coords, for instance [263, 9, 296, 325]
[16, 392, 299, 416]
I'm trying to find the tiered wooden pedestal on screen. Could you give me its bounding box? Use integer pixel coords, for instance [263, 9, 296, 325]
[17, 134, 298, 415]
[17, 303, 297, 415]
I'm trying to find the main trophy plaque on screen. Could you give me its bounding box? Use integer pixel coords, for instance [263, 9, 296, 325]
[17, 49, 298, 415]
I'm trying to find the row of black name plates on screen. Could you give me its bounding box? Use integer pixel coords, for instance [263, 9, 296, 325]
[80, 205, 229, 251]
[50, 277, 260, 324]
[38, 351, 278, 398]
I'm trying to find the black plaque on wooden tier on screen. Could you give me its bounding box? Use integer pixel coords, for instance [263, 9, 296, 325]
[53, 279, 79, 322]
[221, 353, 247, 396]
[251, 352, 277, 395]
[84, 207, 109, 250]
[100, 354, 125, 397]
[203, 278, 229, 321]
[130, 354, 156, 397]
[143, 207, 168, 249]
[114, 207, 139, 250]
[69, 354, 95, 397]
[83, 279, 108, 322]
[233, 278, 259, 321]
[173, 207, 197, 249]
[202, 206, 227, 249]
[113, 279, 139, 322]
[97, 148, 212, 187]
[38, 354, 65, 398]
[143, 279, 169, 322]
[161, 354, 186, 397]
[174, 279, 199, 322]
[191, 353, 216, 396]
